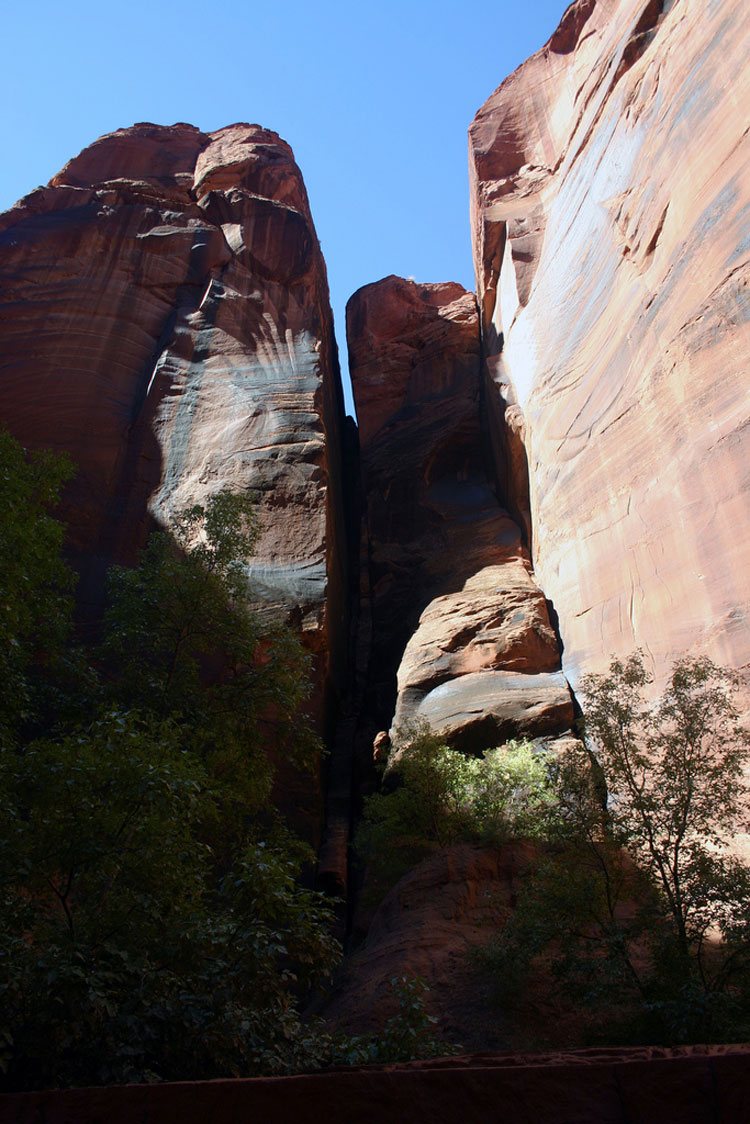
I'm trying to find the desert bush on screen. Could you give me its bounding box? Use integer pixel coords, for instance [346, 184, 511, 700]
[326, 976, 456, 1066]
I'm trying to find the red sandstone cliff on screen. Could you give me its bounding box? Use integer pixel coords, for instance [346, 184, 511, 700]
[0, 123, 348, 732]
[469, 0, 750, 694]
[1, 1, 750, 1105]
[347, 276, 573, 756]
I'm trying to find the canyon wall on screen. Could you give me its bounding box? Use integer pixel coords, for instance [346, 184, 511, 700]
[470, 0, 750, 691]
[3, 0, 746, 763]
[347, 276, 573, 756]
[0, 123, 349, 728]
[0, 0, 749, 1101]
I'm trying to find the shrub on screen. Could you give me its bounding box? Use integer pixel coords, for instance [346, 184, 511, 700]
[356, 723, 555, 893]
[327, 976, 457, 1066]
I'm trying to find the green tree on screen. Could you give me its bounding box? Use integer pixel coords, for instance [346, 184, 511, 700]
[479, 654, 750, 1044]
[582, 654, 750, 966]
[0, 429, 75, 743]
[102, 489, 318, 838]
[356, 724, 555, 895]
[0, 479, 340, 1089]
[0, 712, 339, 1089]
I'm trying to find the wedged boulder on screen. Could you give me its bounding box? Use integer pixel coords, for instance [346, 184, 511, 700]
[394, 559, 560, 697]
[394, 670, 574, 753]
[469, 0, 750, 690]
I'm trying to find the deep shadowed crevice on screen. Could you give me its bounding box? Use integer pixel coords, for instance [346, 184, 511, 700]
[613, 0, 665, 83]
[549, 0, 597, 55]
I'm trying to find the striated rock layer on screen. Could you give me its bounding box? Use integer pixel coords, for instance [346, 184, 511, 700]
[347, 276, 573, 753]
[0, 123, 348, 734]
[470, 0, 750, 691]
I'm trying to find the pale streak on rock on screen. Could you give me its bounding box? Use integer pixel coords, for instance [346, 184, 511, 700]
[470, 0, 750, 695]
[0, 121, 348, 734]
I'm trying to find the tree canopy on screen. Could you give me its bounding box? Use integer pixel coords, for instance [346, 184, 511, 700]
[0, 435, 339, 1090]
[0, 429, 75, 745]
[479, 653, 750, 1044]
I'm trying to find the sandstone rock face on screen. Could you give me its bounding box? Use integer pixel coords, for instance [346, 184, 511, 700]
[470, 0, 750, 691]
[397, 562, 561, 688]
[347, 276, 572, 751]
[0, 123, 348, 718]
[392, 561, 572, 745]
[324, 843, 535, 1048]
[397, 670, 574, 753]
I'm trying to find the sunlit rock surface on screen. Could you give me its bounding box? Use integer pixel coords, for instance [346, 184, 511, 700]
[0, 122, 348, 717]
[347, 275, 572, 750]
[470, 0, 750, 690]
[392, 561, 571, 745]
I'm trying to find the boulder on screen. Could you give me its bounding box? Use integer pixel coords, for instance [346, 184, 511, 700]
[394, 670, 574, 753]
[393, 559, 560, 697]
[323, 843, 536, 1049]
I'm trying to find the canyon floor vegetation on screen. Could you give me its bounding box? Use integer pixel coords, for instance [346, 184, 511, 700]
[478, 655, 750, 1045]
[0, 431, 341, 1089]
[357, 657, 750, 1047]
[2, 428, 750, 1089]
[0, 431, 461, 1089]
[355, 725, 556, 901]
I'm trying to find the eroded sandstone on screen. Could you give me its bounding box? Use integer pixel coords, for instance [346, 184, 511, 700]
[470, 0, 750, 692]
[347, 275, 572, 753]
[0, 124, 348, 730]
[324, 843, 535, 1048]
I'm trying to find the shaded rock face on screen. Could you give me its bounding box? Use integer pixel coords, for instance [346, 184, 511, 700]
[470, 0, 750, 691]
[324, 843, 536, 1050]
[401, 670, 575, 754]
[323, 841, 667, 1057]
[347, 276, 572, 752]
[4, 1049, 750, 1124]
[0, 122, 348, 720]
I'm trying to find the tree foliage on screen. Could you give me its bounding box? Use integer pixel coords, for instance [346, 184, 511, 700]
[0, 441, 339, 1090]
[583, 653, 749, 961]
[0, 429, 75, 744]
[0, 712, 339, 1086]
[101, 490, 317, 842]
[356, 723, 555, 894]
[327, 976, 454, 1066]
[479, 653, 750, 1044]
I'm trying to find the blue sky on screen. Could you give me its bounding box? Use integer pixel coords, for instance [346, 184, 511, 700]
[2, 0, 566, 415]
